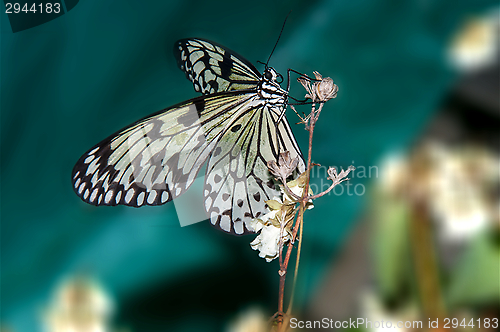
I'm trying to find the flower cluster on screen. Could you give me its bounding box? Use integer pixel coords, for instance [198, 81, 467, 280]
[249, 172, 313, 262]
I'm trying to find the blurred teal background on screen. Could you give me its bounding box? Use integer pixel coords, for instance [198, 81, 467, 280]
[1, 0, 498, 331]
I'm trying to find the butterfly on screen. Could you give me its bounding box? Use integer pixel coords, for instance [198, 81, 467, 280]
[72, 38, 305, 235]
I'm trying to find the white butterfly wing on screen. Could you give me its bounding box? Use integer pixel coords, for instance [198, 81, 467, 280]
[72, 92, 255, 207]
[205, 98, 306, 235]
[175, 38, 261, 94]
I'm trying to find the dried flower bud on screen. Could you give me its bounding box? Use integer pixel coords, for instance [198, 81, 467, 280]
[327, 166, 338, 180]
[327, 165, 356, 185]
[298, 71, 338, 103]
[267, 160, 281, 178]
[279, 151, 299, 173]
[315, 76, 338, 101]
[267, 151, 299, 180]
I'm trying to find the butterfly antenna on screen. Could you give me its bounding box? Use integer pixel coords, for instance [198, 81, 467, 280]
[257, 60, 267, 69]
[266, 11, 291, 66]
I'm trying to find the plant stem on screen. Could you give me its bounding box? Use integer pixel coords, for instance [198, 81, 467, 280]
[410, 199, 446, 322]
[276, 103, 319, 331]
[286, 203, 305, 316]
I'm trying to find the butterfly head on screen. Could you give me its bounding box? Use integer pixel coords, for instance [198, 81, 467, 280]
[263, 67, 284, 84]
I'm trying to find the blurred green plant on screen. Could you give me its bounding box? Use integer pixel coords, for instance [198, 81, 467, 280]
[369, 142, 499, 329]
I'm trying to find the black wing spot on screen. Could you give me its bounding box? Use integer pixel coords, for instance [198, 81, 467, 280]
[177, 112, 199, 126]
[214, 174, 222, 183]
[231, 124, 242, 132]
[193, 98, 206, 115]
[213, 147, 222, 157]
[208, 80, 219, 92]
[237, 199, 243, 207]
[253, 192, 261, 202]
[222, 193, 230, 201]
[220, 56, 234, 79]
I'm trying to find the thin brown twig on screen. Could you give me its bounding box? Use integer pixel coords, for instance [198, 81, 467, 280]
[281, 181, 301, 201]
[274, 73, 343, 331]
[286, 198, 305, 317]
[308, 174, 353, 199]
[276, 103, 319, 332]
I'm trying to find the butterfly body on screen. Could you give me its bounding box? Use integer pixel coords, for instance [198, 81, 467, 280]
[73, 38, 305, 235]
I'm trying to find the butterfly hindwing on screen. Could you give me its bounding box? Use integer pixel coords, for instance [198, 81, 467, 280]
[204, 96, 306, 235]
[175, 38, 261, 94]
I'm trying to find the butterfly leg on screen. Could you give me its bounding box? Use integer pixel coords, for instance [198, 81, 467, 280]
[286, 68, 317, 92]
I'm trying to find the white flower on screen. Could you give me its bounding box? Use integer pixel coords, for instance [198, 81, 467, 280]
[43, 276, 113, 332]
[247, 202, 279, 233]
[282, 173, 314, 209]
[226, 307, 268, 332]
[249, 172, 315, 262]
[448, 9, 499, 72]
[250, 223, 287, 263]
[427, 144, 495, 242]
[248, 197, 285, 262]
[378, 142, 498, 243]
[361, 289, 419, 332]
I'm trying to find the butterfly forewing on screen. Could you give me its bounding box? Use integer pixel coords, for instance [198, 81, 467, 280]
[72, 92, 254, 208]
[175, 38, 261, 94]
